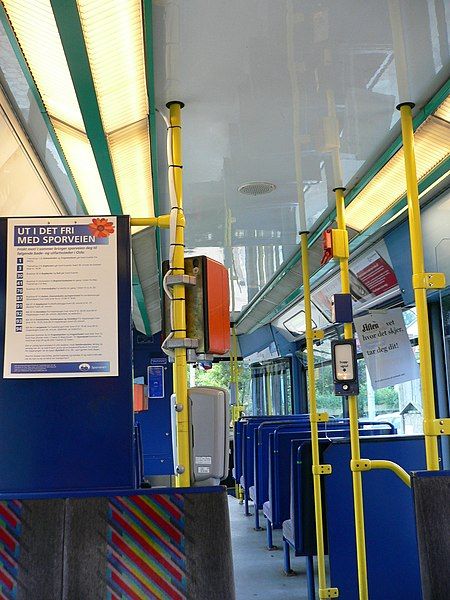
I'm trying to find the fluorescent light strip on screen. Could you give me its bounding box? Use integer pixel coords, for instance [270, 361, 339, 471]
[435, 96, 450, 122]
[3, 0, 83, 130]
[3, 0, 111, 216]
[108, 119, 154, 218]
[346, 100, 450, 232]
[52, 120, 110, 215]
[76, 0, 148, 132]
[76, 0, 154, 219]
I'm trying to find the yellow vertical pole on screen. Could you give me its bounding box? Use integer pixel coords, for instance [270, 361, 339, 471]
[168, 101, 191, 488]
[230, 326, 243, 499]
[398, 103, 440, 471]
[300, 232, 337, 599]
[334, 187, 368, 600]
[266, 371, 273, 415]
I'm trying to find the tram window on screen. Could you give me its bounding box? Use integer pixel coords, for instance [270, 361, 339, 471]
[250, 359, 293, 416]
[302, 308, 422, 432]
[442, 294, 450, 399]
[190, 360, 252, 415]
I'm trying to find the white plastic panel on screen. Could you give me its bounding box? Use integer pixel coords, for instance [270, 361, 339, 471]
[0, 105, 63, 217]
[153, 0, 450, 310]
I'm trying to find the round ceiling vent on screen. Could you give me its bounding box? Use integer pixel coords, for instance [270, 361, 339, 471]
[237, 181, 276, 196]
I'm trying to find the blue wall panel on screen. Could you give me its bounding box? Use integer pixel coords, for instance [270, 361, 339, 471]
[0, 216, 134, 493]
[133, 331, 174, 475]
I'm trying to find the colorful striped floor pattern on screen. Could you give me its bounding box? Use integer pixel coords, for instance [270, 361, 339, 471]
[0, 495, 187, 600]
[0, 500, 21, 600]
[107, 494, 187, 600]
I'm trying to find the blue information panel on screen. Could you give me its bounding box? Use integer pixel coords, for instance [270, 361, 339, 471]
[147, 365, 165, 398]
[0, 216, 134, 493]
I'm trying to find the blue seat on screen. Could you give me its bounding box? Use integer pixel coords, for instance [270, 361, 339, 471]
[323, 435, 428, 599]
[283, 440, 327, 559]
[252, 419, 311, 528]
[237, 415, 309, 516]
[266, 423, 395, 549]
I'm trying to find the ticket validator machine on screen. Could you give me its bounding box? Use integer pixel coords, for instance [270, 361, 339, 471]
[172, 387, 230, 487]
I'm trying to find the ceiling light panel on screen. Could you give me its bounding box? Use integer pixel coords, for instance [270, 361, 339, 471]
[108, 119, 154, 218]
[435, 96, 450, 123]
[346, 110, 450, 232]
[76, 0, 148, 133]
[2, 0, 113, 216]
[3, 0, 84, 131]
[52, 120, 110, 215]
[76, 0, 153, 218]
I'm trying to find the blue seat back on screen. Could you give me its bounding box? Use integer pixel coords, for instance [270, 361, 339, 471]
[324, 435, 428, 599]
[253, 420, 311, 508]
[234, 416, 296, 484]
[241, 415, 309, 493]
[270, 424, 395, 528]
[290, 440, 331, 556]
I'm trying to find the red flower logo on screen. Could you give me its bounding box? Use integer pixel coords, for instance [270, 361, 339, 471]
[89, 218, 115, 238]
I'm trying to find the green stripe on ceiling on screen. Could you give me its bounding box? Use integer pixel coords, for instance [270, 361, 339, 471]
[244, 153, 450, 335]
[49, 0, 123, 216]
[143, 0, 163, 290]
[50, 0, 153, 335]
[0, 5, 88, 216]
[237, 78, 450, 328]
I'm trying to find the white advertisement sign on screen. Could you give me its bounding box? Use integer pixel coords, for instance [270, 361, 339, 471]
[354, 308, 419, 390]
[3, 217, 119, 378]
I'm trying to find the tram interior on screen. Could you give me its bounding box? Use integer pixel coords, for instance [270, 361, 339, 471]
[0, 1, 449, 599]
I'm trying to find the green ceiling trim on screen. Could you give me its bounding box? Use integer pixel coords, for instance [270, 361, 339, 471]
[143, 0, 163, 290]
[0, 5, 88, 216]
[49, 0, 123, 216]
[245, 153, 450, 335]
[237, 77, 450, 328]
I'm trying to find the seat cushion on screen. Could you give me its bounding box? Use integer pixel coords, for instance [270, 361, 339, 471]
[249, 485, 256, 501]
[282, 518, 294, 545]
[263, 500, 272, 521]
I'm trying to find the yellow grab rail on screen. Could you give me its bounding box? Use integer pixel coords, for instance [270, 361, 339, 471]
[398, 102, 443, 471]
[168, 101, 191, 488]
[334, 187, 369, 600]
[130, 215, 170, 228]
[300, 232, 339, 599]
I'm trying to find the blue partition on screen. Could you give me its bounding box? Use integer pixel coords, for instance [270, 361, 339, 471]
[133, 331, 174, 476]
[324, 436, 426, 599]
[0, 216, 134, 493]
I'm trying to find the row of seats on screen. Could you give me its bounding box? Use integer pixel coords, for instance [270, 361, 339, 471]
[233, 414, 426, 599]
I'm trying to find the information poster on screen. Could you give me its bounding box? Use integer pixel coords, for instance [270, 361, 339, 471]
[354, 308, 420, 390]
[312, 240, 399, 319]
[3, 217, 119, 378]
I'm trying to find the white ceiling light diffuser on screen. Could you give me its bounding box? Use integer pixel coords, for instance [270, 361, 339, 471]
[3, 0, 154, 220]
[2, 0, 110, 215]
[76, 0, 154, 219]
[346, 96, 450, 232]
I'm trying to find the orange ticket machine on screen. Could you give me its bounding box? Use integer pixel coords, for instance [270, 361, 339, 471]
[163, 256, 230, 357]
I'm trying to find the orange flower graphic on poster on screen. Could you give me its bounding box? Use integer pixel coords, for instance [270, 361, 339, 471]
[89, 218, 115, 238]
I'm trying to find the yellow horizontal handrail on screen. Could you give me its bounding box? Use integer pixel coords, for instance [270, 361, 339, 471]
[370, 459, 411, 487]
[130, 215, 170, 228]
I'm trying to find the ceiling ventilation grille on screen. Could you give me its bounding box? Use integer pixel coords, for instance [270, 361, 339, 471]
[238, 181, 276, 196]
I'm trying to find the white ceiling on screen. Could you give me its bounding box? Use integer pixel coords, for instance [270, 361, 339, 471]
[153, 0, 450, 312]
